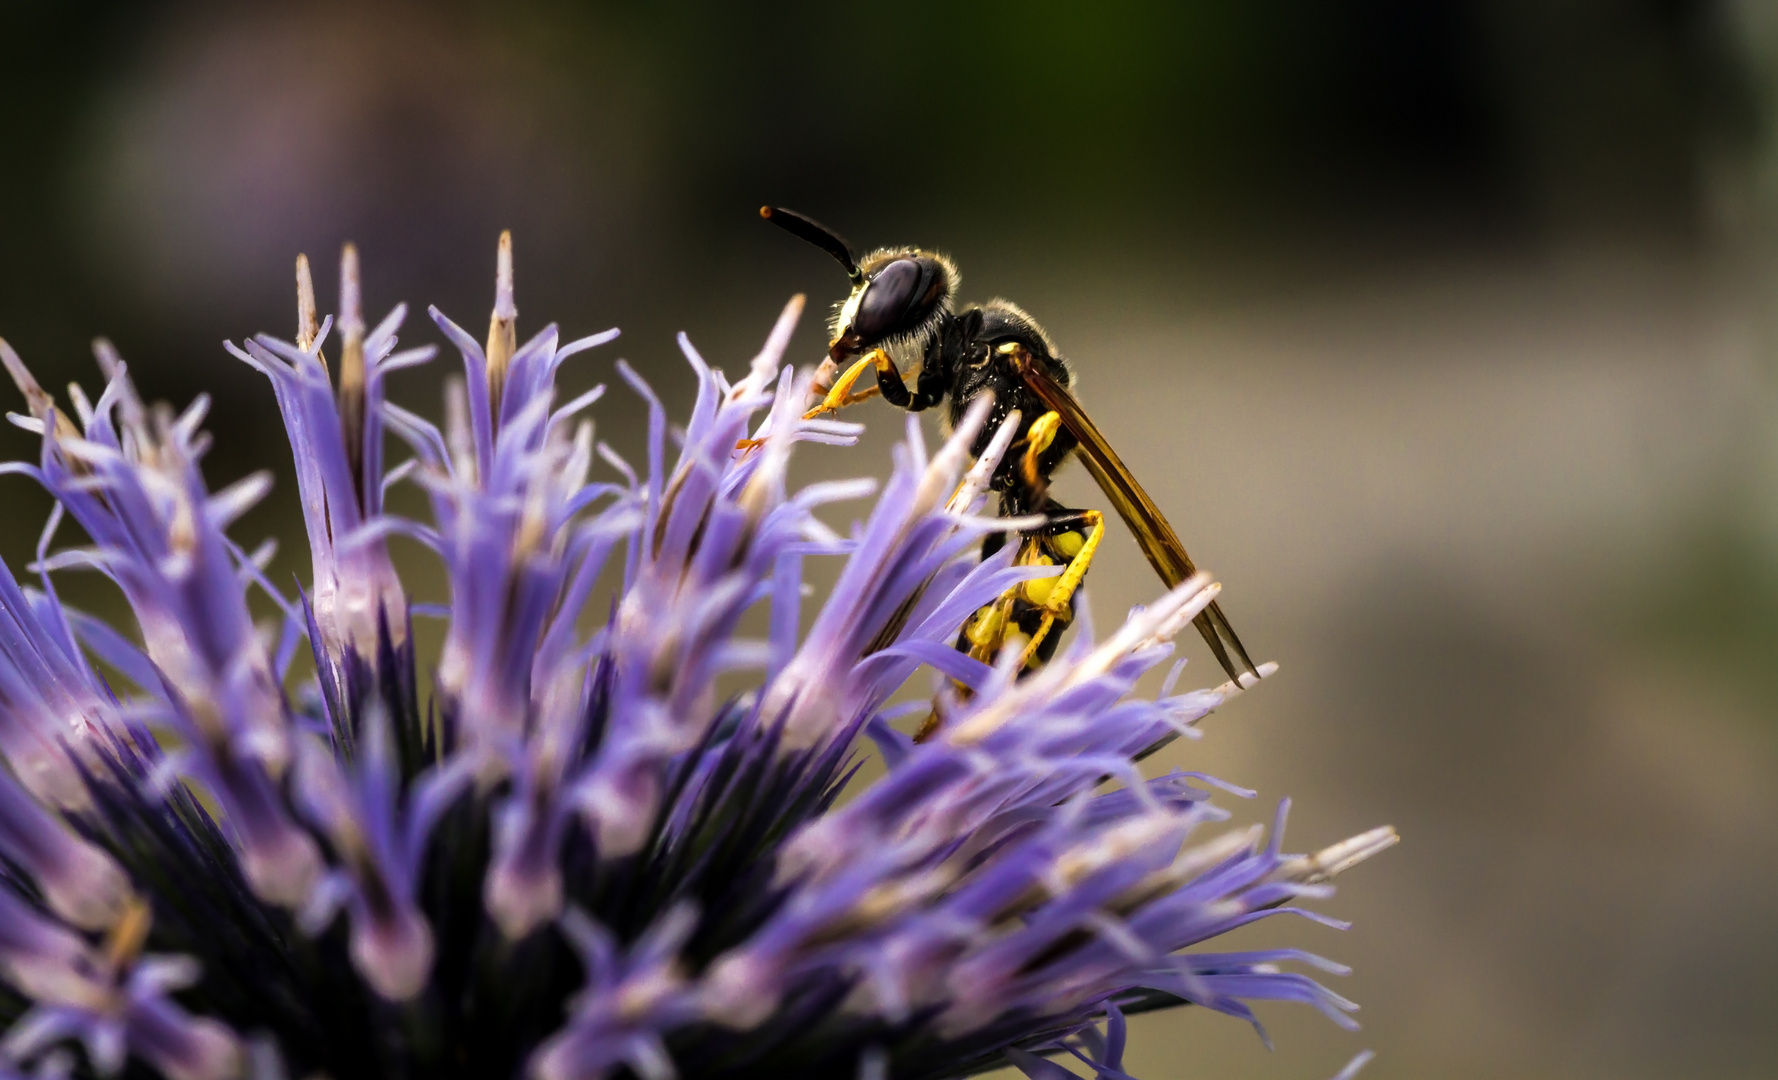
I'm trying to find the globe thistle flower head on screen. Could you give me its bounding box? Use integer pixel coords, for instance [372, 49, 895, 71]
[0, 235, 1395, 1080]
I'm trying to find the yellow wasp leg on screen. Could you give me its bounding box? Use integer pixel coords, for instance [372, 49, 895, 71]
[962, 590, 1024, 667]
[915, 592, 1020, 743]
[1014, 510, 1104, 669]
[801, 349, 891, 420]
[914, 701, 948, 743]
[1016, 613, 1060, 672]
[917, 514, 1102, 741]
[1021, 410, 1063, 490]
[738, 348, 891, 449]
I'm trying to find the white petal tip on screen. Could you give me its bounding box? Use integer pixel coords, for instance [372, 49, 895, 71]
[494, 231, 516, 318]
[339, 243, 363, 333]
[1233, 661, 1280, 690]
[1310, 826, 1401, 881]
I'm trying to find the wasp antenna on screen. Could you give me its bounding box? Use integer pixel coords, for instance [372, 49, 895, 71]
[761, 206, 863, 284]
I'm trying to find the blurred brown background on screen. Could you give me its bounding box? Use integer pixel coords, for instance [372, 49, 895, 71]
[2, 1, 1775, 1077]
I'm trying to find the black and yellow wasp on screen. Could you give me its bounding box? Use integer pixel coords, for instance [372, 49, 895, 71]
[762, 207, 1261, 730]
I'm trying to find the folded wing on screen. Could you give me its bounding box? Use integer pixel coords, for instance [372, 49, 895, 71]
[1009, 347, 1261, 684]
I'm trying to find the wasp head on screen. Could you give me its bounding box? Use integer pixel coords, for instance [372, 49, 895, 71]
[829, 246, 958, 365]
[760, 207, 958, 367]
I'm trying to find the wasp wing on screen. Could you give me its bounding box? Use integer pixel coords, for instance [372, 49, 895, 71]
[1009, 349, 1261, 684]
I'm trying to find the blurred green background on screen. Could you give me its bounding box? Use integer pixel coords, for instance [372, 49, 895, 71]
[3, 1, 1776, 1077]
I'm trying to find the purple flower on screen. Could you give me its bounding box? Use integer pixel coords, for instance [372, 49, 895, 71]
[0, 234, 1394, 1080]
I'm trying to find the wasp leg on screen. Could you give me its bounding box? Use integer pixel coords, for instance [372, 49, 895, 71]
[802, 349, 888, 419]
[913, 588, 1020, 743]
[913, 697, 952, 744]
[914, 510, 1104, 743]
[961, 588, 1024, 667]
[1014, 509, 1104, 670]
[1021, 410, 1063, 490]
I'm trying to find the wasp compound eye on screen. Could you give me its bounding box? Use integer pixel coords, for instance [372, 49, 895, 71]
[852, 258, 946, 342]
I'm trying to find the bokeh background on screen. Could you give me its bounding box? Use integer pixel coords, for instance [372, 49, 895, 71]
[3, 1, 1776, 1077]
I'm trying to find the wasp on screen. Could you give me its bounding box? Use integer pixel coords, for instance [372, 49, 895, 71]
[761, 207, 1262, 726]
